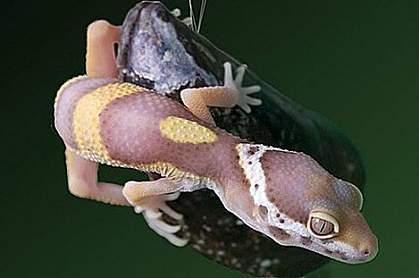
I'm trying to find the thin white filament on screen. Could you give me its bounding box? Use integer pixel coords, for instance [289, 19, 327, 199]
[188, 0, 207, 33]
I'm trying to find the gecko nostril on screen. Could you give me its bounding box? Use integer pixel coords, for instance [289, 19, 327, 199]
[362, 249, 370, 256]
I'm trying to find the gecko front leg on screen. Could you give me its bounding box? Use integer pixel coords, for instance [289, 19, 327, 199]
[122, 179, 187, 246]
[180, 62, 262, 124]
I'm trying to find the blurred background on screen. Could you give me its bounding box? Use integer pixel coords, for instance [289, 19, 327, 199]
[2, 0, 418, 277]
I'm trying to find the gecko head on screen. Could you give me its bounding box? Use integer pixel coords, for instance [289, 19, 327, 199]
[238, 144, 378, 264]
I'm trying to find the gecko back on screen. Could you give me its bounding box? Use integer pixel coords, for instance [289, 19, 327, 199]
[54, 75, 240, 180]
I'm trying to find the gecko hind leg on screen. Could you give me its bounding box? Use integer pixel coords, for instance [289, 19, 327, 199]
[123, 179, 188, 247]
[180, 62, 262, 124]
[65, 148, 130, 206]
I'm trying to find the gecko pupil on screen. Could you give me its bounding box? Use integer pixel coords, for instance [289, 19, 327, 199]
[310, 217, 334, 235]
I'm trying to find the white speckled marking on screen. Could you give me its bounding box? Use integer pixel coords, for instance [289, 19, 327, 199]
[236, 143, 361, 263]
[236, 144, 306, 236]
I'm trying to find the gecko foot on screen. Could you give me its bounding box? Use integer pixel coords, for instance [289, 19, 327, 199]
[133, 192, 188, 247]
[223, 62, 262, 113]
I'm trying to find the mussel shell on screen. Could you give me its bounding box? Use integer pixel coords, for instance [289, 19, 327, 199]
[118, 2, 366, 277]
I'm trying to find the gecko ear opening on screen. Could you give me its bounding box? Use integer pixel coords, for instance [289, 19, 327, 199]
[333, 180, 364, 211]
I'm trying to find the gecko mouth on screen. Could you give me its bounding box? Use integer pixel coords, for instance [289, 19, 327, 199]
[266, 224, 378, 264]
[307, 238, 378, 264]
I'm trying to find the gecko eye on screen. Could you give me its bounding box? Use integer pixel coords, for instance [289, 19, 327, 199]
[307, 211, 339, 239]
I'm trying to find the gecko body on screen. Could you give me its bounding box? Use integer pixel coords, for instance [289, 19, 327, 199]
[54, 75, 378, 263]
[55, 76, 243, 192]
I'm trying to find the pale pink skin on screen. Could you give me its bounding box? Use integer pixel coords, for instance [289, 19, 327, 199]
[54, 19, 378, 263]
[55, 76, 245, 188]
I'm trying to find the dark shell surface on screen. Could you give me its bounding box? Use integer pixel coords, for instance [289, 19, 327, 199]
[117, 2, 366, 277]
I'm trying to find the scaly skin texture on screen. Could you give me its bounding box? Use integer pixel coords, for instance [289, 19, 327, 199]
[55, 75, 245, 190]
[54, 75, 378, 264]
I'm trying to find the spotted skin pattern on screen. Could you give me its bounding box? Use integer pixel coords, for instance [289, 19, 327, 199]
[54, 76, 378, 264]
[159, 117, 218, 144]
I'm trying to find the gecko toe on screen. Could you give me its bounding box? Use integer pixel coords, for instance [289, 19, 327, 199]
[144, 209, 163, 219]
[143, 212, 188, 247]
[161, 203, 184, 220]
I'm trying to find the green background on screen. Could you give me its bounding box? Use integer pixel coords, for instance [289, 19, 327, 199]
[2, 0, 418, 277]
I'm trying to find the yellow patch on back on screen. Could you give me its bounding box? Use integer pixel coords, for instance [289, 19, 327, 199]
[73, 82, 145, 162]
[160, 116, 217, 144]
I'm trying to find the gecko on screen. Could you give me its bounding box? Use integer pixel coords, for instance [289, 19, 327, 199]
[54, 20, 377, 264]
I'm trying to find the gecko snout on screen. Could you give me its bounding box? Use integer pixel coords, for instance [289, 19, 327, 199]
[334, 208, 379, 263]
[354, 233, 378, 262]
